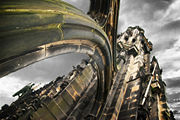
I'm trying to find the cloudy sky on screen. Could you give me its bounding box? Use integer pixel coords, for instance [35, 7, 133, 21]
[0, 0, 180, 119]
[0, 53, 87, 106]
[118, 0, 180, 119]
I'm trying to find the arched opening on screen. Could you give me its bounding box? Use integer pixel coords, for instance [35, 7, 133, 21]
[0, 53, 88, 107]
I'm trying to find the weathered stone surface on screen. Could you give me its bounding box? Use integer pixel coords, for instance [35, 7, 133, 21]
[0, 0, 174, 120]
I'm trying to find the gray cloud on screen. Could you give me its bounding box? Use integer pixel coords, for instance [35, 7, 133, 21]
[119, 0, 180, 79]
[119, 0, 173, 28]
[7, 53, 88, 83]
[144, 0, 173, 9]
[162, 61, 179, 73]
[0, 0, 91, 107]
[119, 0, 179, 45]
[167, 92, 180, 102]
[0, 93, 16, 106]
[119, 1, 180, 118]
[120, 0, 172, 21]
[62, 0, 90, 13]
[153, 38, 178, 53]
[163, 20, 180, 31]
[0, 53, 88, 106]
[0, 1, 180, 118]
[165, 77, 180, 88]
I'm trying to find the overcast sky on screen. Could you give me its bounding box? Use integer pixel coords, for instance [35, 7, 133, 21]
[0, 53, 88, 106]
[0, 0, 180, 119]
[119, 0, 180, 119]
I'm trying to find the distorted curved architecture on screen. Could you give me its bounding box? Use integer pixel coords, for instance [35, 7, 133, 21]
[0, 0, 175, 120]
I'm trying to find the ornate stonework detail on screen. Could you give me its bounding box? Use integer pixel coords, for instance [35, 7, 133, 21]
[0, 1, 175, 120]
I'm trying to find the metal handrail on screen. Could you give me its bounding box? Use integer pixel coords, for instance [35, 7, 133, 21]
[141, 63, 157, 105]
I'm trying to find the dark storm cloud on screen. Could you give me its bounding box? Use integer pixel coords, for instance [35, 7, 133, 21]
[119, 4, 180, 118]
[0, 0, 180, 116]
[165, 77, 180, 88]
[118, 0, 179, 55]
[162, 20, 180, 31]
